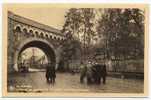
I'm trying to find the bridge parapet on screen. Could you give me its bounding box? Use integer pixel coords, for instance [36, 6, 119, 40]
[7, 11, 65, 72]
[8, 11, 66, 42]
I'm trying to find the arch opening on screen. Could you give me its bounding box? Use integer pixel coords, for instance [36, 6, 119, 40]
[15, 26, 21, 32]
[19, 47, 48, 70]
[35, 31, 39, 37]
[14, 39, 56, 71]
[23, 28, 28, 34]
[40, 32, 44, 38]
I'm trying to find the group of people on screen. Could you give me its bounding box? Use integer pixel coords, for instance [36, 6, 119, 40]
[45, 61, 107, 85]
[45, 62, 56, 84]
[18, 63, 29, 72]
[80, 62, 107, 85]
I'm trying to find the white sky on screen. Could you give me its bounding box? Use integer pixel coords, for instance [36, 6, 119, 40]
[8, 7, 69, 30]
[21, 47, 45, 60]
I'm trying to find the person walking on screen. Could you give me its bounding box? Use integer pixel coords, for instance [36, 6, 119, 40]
[51, 63, 56, 84]
[45, 63, 51, 83]
[45, 62, 56, 84]
[100, 64, 107, 84]
[86, 62, 93, 85]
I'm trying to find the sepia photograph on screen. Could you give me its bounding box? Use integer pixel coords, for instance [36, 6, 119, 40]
[2, 4, 148, 97]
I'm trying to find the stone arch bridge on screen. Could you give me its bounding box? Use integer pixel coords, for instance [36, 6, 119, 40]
[7, 11, 66, 73]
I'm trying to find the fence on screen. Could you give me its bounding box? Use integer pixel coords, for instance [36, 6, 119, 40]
[108, 59, 144, 73]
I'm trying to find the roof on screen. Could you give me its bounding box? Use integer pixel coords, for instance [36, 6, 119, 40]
[8, 11, 65, 37]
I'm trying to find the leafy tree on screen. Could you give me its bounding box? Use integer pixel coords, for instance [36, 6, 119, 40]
[62, 8, 96, 62]
[97, 8, 144, 60]
[60, 33, 81, 71]
[62, 8, 82, 39]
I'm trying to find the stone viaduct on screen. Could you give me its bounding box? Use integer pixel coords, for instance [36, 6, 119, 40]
[7, 11, 66, 72]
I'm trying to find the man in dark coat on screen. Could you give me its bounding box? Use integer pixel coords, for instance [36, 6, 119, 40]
[51, 64, 56, 84]
[100, 64, 107, 84]
[45, 63, 51, 83]
[45, 62, 56, 84]
[92, 64, 102, 84]
[91, 63, 107, 85]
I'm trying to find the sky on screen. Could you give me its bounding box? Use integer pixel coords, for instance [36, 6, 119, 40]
[7, 7, 69, 59]
[21, 47, 45, 59]
[8, 7, 69, 30]
[21, 47, 48, 64]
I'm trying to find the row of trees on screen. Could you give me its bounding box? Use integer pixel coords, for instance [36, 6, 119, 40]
[61, 8, 144, 66]
[98, 9, 144, 60]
